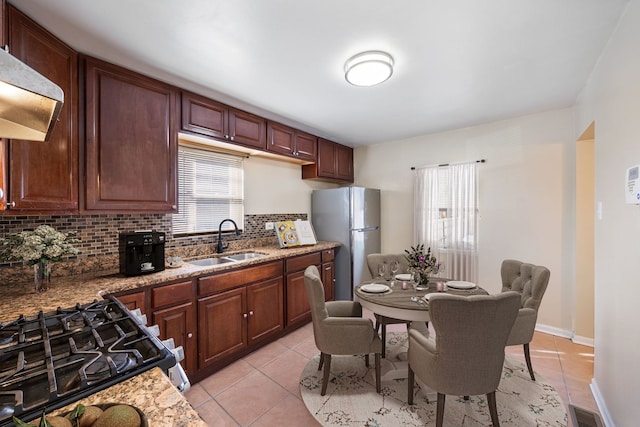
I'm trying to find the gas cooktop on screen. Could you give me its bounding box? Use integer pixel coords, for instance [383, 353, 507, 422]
[0, 297, 176, 426]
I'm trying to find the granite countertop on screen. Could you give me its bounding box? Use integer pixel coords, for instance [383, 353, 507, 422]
[50, 367, 208, 426]
[0, 241, 339, 323]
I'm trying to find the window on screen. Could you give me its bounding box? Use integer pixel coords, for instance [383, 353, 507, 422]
[173, 145, 244, 235]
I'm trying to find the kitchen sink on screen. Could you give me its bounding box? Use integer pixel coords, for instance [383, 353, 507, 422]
[223, 252, 265, 261]
[187, 252, 266, 267]
[188, 257, 236, 267]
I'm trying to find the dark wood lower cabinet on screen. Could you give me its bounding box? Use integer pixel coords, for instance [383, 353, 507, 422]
[112, 250, 334, 384]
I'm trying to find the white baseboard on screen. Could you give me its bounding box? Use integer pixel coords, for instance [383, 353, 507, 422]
[572, 334, 594, 347]
[591, 378, 614, 427]
[535, 323, 594, 348]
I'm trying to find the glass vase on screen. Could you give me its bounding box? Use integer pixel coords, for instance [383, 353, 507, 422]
[34, 261, 51, 293]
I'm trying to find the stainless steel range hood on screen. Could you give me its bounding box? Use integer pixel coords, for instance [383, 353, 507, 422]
[0, 47, 64, 141]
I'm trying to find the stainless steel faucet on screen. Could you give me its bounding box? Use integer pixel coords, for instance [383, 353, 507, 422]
[216, 219, 240, 253]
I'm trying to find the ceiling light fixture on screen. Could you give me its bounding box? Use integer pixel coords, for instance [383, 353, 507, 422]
[344, 51, 394, 87]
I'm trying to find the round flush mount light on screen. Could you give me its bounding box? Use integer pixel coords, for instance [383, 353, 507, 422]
[344, 51, 394, 87]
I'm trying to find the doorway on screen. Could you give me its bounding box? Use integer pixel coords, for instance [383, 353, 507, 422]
[575, 122, 595, 344]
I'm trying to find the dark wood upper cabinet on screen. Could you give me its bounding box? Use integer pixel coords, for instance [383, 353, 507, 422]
[3, 5, 79, 213]
[181, 91, 266, 150]
[83, 56, 178, 213]
[302, 138, 354, 183]
[266, 122, 316, 162]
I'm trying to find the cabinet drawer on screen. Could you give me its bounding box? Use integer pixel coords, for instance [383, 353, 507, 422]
[285, 252, 321, 273]
[198, 261, 282, 296]
[152, 280, 193, 308]
[321, 249, 334, 262]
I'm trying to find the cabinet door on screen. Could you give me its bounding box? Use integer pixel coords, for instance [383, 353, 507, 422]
[285, 270, 312, 325]
[115, 291, 146, 313]
[198, 287, 246, 368]
[152, 301, 197, 377]
[228, 108, 266, 149]
[6, 6, 78, 213]
[316, 138, 336, 177]
[293, 131, 317, 161]
[181, 91, 227, 140]
[247, 277, 283, 344]
[84, 56, 178, 212]
[266, 122, 295, 157]
[335, 143, 354, 182]
[321, 262, 335, 302]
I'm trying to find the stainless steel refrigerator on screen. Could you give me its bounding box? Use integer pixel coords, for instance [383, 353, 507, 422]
[311, 187, 381, 300]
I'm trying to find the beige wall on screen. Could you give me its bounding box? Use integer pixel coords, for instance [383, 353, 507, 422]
[575, 137, 595, 342]
[354, 108, 576, 334]
[575, 0, 640, 424]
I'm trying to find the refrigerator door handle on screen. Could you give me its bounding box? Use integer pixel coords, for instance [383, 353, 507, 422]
[353, 226, 379, 232]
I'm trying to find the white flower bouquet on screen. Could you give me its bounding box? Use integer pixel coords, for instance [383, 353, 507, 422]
[0, 225, 80, 265]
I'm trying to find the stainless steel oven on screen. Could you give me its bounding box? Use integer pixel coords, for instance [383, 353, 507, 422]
[0, 297, 186, 426]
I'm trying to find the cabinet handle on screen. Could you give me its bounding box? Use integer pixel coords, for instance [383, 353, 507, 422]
[230, 136, 235, 141]
[249, 310, 254, 316]
[187, 333, 193, 338]
[324, 266, 331, 271]
[243, 313, 248, 318]
[9, 201, 15, 208]
[225, 134, 230, 139]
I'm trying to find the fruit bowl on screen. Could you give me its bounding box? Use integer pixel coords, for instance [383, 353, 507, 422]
[62, 403, 148, 427]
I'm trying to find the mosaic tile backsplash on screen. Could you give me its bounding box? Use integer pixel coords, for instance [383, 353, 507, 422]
[0, 213, 307, 283]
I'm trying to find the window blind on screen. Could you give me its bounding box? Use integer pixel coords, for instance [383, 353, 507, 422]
[173, 145, 244, 235]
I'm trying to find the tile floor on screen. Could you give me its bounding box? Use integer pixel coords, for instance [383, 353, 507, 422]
[185, 310, 599, 426]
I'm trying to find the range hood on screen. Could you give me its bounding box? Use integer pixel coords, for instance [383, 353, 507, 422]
[0, 47, 64, 141]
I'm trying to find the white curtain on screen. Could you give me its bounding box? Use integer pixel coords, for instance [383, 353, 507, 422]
[414, 162, 479, 282]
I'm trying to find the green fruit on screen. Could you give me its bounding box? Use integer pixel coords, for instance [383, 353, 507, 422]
[43, 416, 72, 427]
[68, 405, 103, 427]
[92, 405, 141, 427]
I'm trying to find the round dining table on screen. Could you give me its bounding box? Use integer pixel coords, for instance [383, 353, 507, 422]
[355, 278, 488, 384]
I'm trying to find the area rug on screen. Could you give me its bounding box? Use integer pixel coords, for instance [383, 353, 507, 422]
[300, 333, 567, 426]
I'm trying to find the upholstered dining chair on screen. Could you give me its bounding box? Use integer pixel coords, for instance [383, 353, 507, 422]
[501, 259, 551, 381]
[407, 292, 521, 427]
[304, 265, 382, 396]
[366, 253, 412, 357]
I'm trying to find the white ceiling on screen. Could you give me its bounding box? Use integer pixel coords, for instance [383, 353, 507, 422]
[12, 0, 629, 146]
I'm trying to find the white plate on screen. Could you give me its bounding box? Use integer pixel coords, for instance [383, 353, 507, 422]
[447, 280, 476, 289]
[360, 283, 390, 293]
[395, 273, 412, 281]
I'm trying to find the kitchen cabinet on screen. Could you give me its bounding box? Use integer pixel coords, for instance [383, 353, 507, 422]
[285, 251, 322, 326]
[197, 261, 283, 371]
[150, 279, 197, 377]
[83, 55, 178, 213]
[181, 91, 266, 150]
[115, 290, 146, 313]
[1, 6, 79, 213]
[321, 249, 335, 301]
[302, 138, 354, 183]
[266, 121, 316, 162]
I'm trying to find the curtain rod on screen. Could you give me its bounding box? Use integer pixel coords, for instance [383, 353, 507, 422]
[410, 159, 486, 170]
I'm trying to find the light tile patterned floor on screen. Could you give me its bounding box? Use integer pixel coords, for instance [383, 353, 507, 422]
[185, 310, 598, 426]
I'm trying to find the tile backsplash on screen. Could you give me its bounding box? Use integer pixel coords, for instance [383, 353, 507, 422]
[0, 213, 307, 283]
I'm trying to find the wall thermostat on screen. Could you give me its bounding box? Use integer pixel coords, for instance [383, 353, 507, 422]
[625, 165, 640, 204]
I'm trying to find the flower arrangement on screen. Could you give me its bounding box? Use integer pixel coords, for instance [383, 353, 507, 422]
[0, 225, 80, 265]
[404, 244, 441, 285]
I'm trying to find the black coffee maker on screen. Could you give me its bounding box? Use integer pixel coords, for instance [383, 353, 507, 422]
[119, 231, 166, 276]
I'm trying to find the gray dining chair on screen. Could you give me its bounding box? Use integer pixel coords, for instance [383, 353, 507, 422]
[304, 265, 382, 395]
[500, 259, 551, 380]
[366, 253, 412, 357]
[408, 292, 521, 427]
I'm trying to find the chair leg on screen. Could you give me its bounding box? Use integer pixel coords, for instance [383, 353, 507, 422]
[436, 393, 446, 427]
[381, 324, 387, 358]
[375, 353, 381, 393]
[318, 352, 324, 371]
[524, 343, 536, 381]
[463, 396, 469, 401]
[365, 353, 370, 367]
[375, 314, 381, 333]
[408, 366, 415, 405]
[321, 353, 331, 396]
[487, 391, 500, 427]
